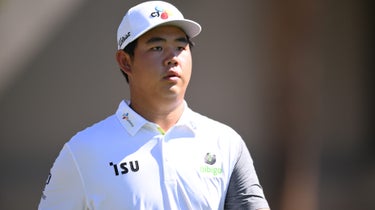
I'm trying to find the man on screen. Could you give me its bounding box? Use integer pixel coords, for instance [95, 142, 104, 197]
[38, 1, 270, 209]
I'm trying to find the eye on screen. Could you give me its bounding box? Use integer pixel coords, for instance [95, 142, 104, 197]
[150, 46, 163, 51]
[177, 46, 186, 51]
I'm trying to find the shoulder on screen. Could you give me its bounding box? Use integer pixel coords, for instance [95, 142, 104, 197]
[188, 109, 246, 153]
[67, 114, 122, 148]
[190, 110, 240, 137]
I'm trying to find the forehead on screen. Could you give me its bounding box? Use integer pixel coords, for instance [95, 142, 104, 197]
[138, 25, 187, 42]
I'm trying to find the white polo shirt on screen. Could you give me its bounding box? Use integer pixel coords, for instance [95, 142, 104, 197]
[39, 100, 269, 210]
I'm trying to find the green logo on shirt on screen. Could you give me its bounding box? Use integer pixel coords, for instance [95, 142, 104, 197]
[200, 165, 222, 176]
[204, 153, 216, 165]
[200, 153, 222, 176]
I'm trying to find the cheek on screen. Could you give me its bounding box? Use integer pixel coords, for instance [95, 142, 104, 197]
[133, 68, 158, 86]
[132, 55, 160, 77]
[181, 54, 192, 77]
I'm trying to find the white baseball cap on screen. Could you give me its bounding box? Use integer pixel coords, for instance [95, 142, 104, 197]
[117, 1, 202, 50]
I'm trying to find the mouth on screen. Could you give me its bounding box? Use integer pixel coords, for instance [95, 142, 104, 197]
[163, 70, 181, 81]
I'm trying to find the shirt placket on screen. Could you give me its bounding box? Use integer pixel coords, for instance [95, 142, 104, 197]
[160, 134, 176, 183]
[156, 132, 179, 209]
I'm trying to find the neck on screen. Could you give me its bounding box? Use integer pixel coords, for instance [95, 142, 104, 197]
[130, 97, 185, 132]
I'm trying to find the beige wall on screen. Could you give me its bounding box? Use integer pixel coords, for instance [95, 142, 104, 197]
[0, 0, 372, 209]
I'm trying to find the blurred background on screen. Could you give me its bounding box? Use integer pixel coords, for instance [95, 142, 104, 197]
[0, 0, 373, 209]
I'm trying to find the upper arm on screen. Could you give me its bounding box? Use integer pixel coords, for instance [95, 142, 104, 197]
[38, 144, 87, 210]
[224, 141, 270, 210]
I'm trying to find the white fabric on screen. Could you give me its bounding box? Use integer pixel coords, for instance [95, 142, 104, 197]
[38, 100, 269, 210]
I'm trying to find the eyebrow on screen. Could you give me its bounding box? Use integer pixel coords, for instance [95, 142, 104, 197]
[146, 36, 188, 44]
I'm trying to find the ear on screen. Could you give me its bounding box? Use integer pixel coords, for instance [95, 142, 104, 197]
[115, 50, 132, 75]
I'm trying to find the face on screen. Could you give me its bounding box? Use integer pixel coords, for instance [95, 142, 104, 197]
[126, 26, 192, 103]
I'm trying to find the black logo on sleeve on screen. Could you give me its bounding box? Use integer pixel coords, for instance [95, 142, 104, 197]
[45, 173, 52, 185]
[109, 161, 139, 176]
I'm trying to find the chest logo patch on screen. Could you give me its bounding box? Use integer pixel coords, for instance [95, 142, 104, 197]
[200, 153, 222, 176]
[204, 153, 216, 165]
[109, 161, 139, 176]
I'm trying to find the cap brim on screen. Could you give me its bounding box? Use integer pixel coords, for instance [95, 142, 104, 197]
[131, 19, 201, 46]
[162, 19, 202, 38]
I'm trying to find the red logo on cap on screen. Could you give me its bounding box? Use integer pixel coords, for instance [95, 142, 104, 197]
[151, 6, 170, 19]
[161, 12, 168, 19]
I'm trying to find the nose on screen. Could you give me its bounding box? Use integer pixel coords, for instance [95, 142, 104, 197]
[166, 58, 178, 67]
[164, 49, 179, 67]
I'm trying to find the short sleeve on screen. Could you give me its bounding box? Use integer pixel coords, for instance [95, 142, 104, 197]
[38, 144, 87, 210]
[224, 141, 269, 210]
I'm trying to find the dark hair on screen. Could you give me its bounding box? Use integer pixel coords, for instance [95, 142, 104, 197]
[121, 39, 138, 83]
[120, 36, 195, 83]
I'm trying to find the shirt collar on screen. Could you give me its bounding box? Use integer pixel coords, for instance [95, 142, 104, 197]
[175, 101, 198, 133]
[115, 100, 148, 136]
[115, 100, 197, 136]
